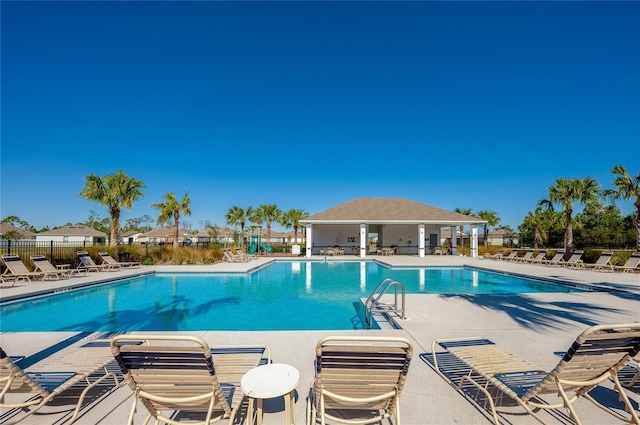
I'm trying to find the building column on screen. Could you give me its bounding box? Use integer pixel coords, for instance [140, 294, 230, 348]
[470, 225, 478, 258]
[360, 224, 367, 258]
[418, 224, 425, 258]
[450, 226, 457, 255]
[305, 225, 313, 258]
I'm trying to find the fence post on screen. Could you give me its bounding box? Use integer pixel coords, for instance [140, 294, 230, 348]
[7, 239, 11, 255]
[50, 240, 54, 260]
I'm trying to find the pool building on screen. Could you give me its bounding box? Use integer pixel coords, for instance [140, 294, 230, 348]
[300, 197, 486, 258]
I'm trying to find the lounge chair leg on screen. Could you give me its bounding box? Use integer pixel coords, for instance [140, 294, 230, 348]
[457, 375, 500, 425]
[66, 370, 120, 424]
[582, 372, 640, 425]
[127, 394, 138, 425]
[555, 381, 583, 425]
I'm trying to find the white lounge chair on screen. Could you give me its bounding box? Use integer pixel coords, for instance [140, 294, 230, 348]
[98, 252, 140, 268]
[514, 249, 534, 263]
[31, 255, 86, 278]
[527, 250, 547, 264]
[110, 335, 270, 425]
[1, 339, 121, 424]
[499, 250, 518, 261]
[235, 248, 258, 261]
[432, 323, 640, 425]
[223, 248, 247, 263]
[488, 250, 505, 260]
[540, 250, 565, 267]
[562, 250, 584, 268]
[613, 252, 640, 273]
[583, 251, 614, 272]
[306, 336, 413, 425]
[77, 251, 117, 272]
[1, 254, 47, 282]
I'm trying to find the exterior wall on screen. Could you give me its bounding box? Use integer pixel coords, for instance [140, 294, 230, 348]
[308, 223, 443, 255]
[119, 233, 141, 244]
[379, 224, 441, 254]
[378, 224, 417, 254]
[308, 224, 361, 254]
[35, 235, 106, 244]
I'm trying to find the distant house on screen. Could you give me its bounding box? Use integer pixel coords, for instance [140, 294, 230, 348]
[119, 230, 142, 245]
[138, 226, 194, 245]
[35, 225, 107, 245]
[278, 230, 305, 244]
[207, 226, 239, 244]
[487, 229, 519, 246]
[190, 230, 211, 244]
[0, 222, 36, 240]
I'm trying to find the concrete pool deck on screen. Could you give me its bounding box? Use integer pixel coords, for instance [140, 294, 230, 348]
[1, 254, 638, 424]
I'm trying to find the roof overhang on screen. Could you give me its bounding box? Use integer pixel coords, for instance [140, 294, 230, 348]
[300, 219, 486, 226]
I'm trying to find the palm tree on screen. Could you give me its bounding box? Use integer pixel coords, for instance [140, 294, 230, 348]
[604, 165, 640, 250]
[151, 192, 192, 248]
[454, 208, 472, 247]
[79, 170, 145, 247]
[225, 206, 253, 246]
[519, 206, 556, 249]
[280, 209, 309, 244]
[539, 177, 601, 255]
[476, 210, 500, 249]
[254, 204, 282, 244]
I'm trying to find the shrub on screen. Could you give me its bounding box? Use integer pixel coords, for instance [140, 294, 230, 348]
[139, 246, 224, 264]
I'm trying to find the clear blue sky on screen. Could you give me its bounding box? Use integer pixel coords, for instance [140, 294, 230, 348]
[2, 1, 639, 232]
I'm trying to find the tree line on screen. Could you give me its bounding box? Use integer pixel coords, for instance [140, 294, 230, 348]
[2, 165, 638, 252]
[453, 165, 639, 253]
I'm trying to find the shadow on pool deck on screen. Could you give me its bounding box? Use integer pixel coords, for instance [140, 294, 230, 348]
[438, 292, 626, 330]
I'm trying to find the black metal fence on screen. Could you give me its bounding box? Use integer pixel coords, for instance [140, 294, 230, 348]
[0, 240, 94, 265]
[0, 240, 296, 271]
[518, 229, 637, 250]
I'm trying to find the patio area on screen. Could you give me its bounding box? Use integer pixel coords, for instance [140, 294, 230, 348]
[1, 254, 638, 424]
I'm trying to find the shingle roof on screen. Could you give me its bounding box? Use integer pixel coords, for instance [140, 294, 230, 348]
[0, 222, 36, 239]
[139, 226, 192, 237]
[38, 225, 106, 236]
[301, 198, 485, 224]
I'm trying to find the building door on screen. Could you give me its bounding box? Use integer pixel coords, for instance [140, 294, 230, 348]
[429, 234, 438, 250]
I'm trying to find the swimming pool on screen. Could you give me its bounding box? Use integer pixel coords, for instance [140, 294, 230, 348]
[0, 261, 587, 332]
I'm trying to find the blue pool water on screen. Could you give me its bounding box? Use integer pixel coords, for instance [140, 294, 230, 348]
[0, 262, 585, 332]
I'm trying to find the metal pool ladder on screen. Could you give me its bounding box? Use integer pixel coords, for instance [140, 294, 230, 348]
[364, 278, 406, 329]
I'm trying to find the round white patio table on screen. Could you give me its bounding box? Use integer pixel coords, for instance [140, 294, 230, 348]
[241, 363, 300, 425]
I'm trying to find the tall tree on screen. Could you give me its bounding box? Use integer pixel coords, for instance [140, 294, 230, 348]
[454, 208, 472, 247]
[280, 209, 309, 244]
[254, 204, 282, 243]
[519, 206, 557, 249]
[476, 210, 500, 249]
[604, 165, 640, 251]
[225, 206, 253, 246]
[539, 177, 601, 255]
[151, 192, 192, 248]
[1, 216, 36, 232]
[83, 210, 110, 235]
[79, 170, 145, 247]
